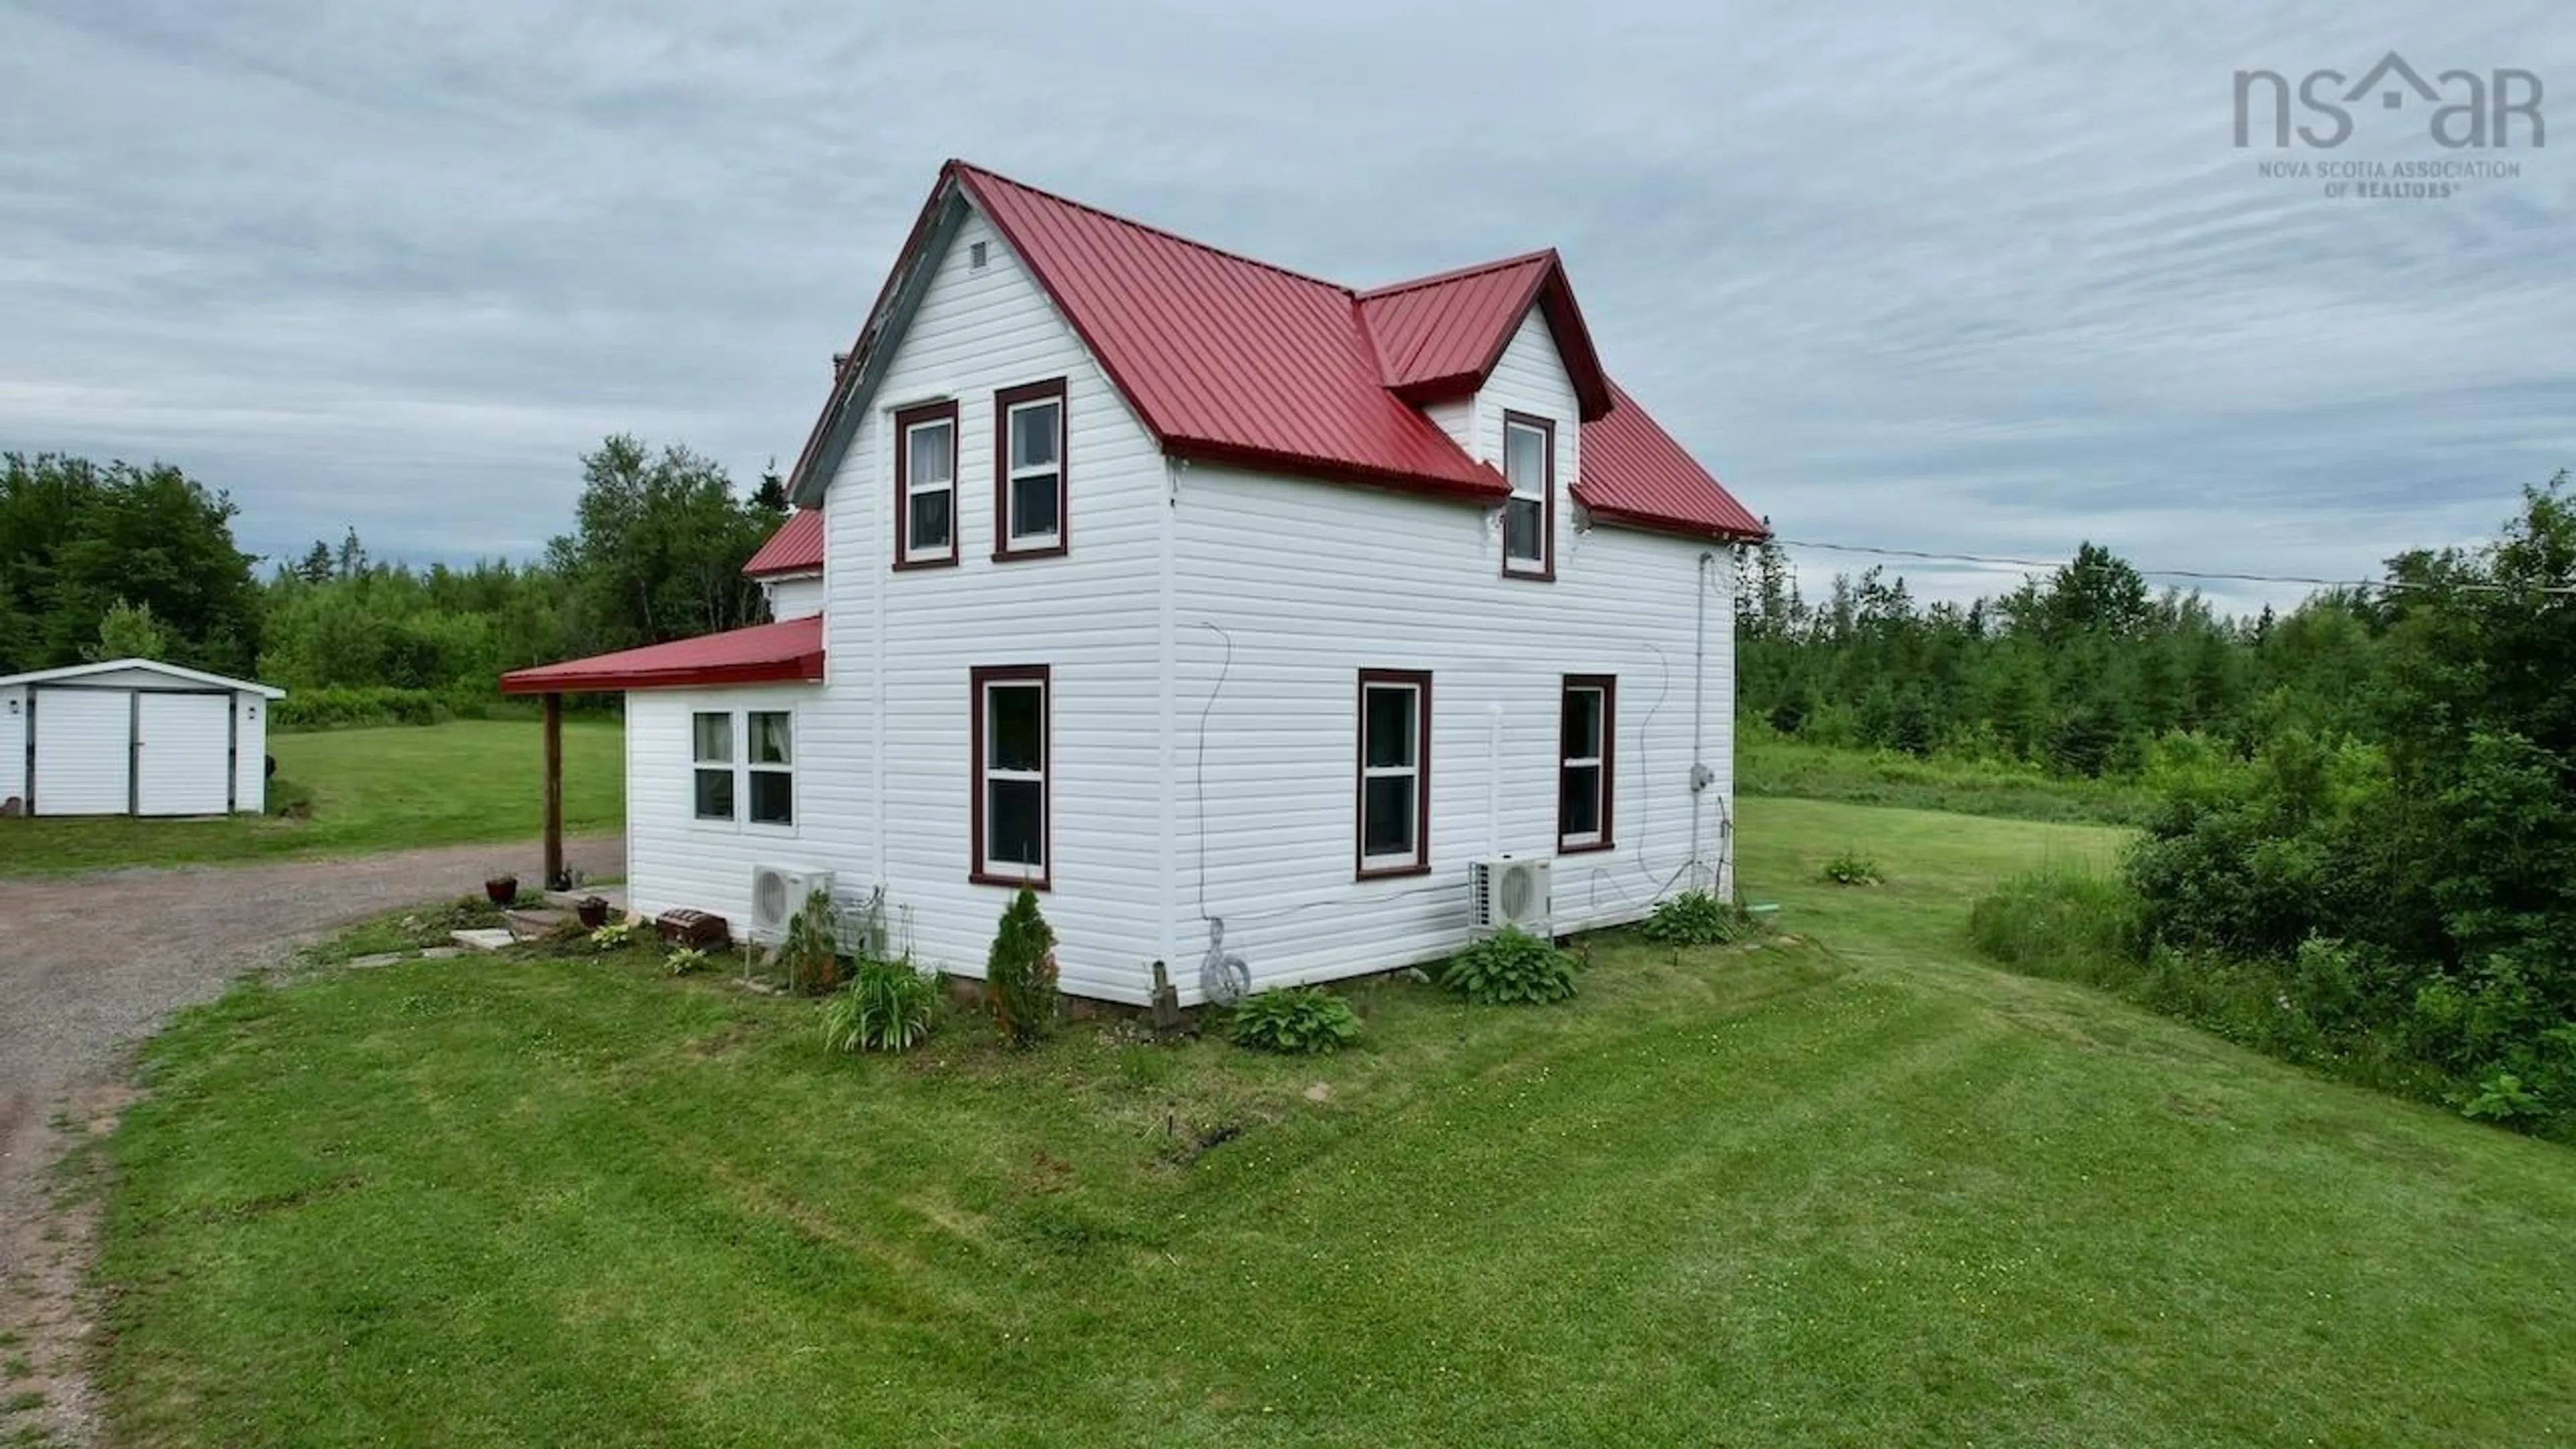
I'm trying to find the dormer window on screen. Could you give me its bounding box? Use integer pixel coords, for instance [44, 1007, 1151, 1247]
[894, 400, 960, 570]
[994, 378, 1068, 560]
[1502, 412, 1554, 580]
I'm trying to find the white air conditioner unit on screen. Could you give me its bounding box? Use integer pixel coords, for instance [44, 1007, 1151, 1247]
[749, 864, 833, 941]
[1468, 855, 1553, 939]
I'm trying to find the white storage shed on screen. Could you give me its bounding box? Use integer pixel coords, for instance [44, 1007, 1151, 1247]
[0, 659, 284, 818]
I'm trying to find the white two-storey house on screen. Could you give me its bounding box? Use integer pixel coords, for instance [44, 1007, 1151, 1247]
[504, 160, 1766, 1004]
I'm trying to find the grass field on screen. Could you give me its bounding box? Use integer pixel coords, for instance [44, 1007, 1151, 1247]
[91, 798, 2576, 1446]
[0, 720, 623, 877]
[1739, 731, 2151, 825]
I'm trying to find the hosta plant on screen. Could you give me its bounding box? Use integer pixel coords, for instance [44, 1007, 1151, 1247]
[1440, 926, 1580, 1005]
[1226, 987, 1362, 1055]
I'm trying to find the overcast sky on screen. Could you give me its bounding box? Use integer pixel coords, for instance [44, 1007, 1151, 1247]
[2, 0, 2569, 614]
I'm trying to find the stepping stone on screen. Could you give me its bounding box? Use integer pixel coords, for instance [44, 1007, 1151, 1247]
[345, 952, 410, 969]
[451, 928, 517, 953]
[417, 947, 469, 960]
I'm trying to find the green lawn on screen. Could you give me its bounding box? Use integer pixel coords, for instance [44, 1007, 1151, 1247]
[94, 800, 2576, 1446]
[1740, 731, 2151, 825]
[0, 720, 623, 876]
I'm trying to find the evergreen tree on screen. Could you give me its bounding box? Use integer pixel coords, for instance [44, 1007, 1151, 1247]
[750, 460, 791, 515]
[985, 888, 1060, 1046]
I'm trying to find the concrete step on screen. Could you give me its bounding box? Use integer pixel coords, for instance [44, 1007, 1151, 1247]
[502, 906, 574, 939]
[451, 928, 516, 953]
[542, 886, 629, 915]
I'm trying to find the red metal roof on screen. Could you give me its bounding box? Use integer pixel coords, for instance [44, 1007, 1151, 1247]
[498, 617, 823, 694]
[791, 161, 1756, 539]
[1357, 251, 1613, 419]
[743, 508, 824, 576]
[1360, 252, 1554, 397]
[1575, 381, 1766, 541]
[955, 164, 1505, 500]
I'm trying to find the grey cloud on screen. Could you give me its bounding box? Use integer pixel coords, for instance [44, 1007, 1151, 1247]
[0, 0, 2568, 606]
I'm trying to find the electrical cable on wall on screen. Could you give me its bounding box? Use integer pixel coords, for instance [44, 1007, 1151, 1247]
[1192, 619, 1232, 923]
[1635, 640, 1671, 898]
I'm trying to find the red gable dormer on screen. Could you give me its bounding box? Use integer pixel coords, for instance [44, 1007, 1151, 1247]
[1358, 250, 1612, 421]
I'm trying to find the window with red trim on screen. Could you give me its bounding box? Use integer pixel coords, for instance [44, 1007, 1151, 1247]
[894, 400, 959, 569]
[971, 665, 1050, 888]
[994, 378, 1067, 560]
[1356, 669, 1432, 878]
[1501, 412, 1554, 580]
[1558, 675, 1614, 852]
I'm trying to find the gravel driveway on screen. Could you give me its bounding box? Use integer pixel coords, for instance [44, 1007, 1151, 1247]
[0, 833, 622, 1445]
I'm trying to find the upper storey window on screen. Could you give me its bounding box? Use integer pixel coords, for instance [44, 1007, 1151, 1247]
[995, 379, 1068, 559]
[895, 400, 960, 569]
[1502, 412, 1554, 580]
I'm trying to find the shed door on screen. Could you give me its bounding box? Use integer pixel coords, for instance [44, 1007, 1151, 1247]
[136, 693, 233, 816]
[30, 688, 133, 816]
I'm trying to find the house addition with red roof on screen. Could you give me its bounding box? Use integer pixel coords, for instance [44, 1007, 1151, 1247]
[504, 160, 1763, 1004]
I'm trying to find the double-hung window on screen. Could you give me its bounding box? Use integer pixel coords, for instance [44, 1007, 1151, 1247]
[1356, 669, 1432, 878]
[747, 710, 794, 826]
[1501, 411, 1554, 579]
[972, 665, 1049, 888]
[692, 711, 735, 821]
[1558, 676, 1614, 852]
[894, 399, 959, 568]
[692, 708, 796, 828]
[994, 378, 1067, 559]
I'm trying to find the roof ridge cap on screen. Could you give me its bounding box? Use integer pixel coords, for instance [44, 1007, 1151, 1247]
[951, 160, 1356, 297]
[1356, 248, 1558, 301]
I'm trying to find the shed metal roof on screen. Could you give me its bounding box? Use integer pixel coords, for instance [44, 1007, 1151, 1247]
[0, 657, 284, 697]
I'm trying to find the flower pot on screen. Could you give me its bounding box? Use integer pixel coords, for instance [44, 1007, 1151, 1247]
[484, 875, 519, 907]
[576, 896, 611, 930]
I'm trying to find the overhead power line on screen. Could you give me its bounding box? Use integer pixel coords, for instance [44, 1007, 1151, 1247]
[1763, 536, 2576, 598]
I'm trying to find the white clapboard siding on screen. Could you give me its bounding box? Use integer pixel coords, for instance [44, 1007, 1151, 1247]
[764, 576, 824, 621]
[834, 205, 1171, 1002]
[617, 203, 1172, 1002]
[618, 245, 1741, 1004]
[1422, 396, 1474, 453]
[1168, 307, 1737, 994]
[621, 684, 835, 924]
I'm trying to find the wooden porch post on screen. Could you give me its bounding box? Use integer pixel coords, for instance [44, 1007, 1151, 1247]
[543, 692, 565, 890]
